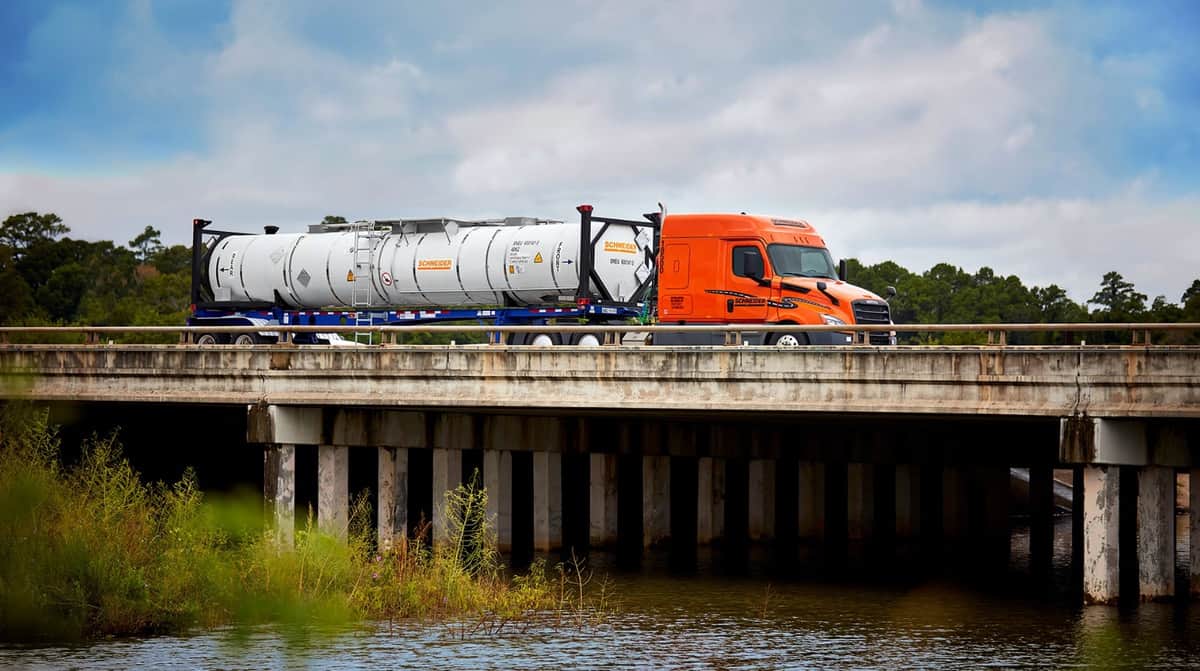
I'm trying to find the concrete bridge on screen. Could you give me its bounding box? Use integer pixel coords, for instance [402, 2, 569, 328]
[2, 328, 1199, 606]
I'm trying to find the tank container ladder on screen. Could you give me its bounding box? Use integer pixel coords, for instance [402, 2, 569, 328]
[351, 221, 379, 344]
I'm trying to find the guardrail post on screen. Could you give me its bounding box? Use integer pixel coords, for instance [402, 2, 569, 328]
[999, 331, 1007, 347]
[604, 331, 619, 346]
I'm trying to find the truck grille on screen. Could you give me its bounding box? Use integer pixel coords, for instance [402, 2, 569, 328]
[851, 300, 892, 345]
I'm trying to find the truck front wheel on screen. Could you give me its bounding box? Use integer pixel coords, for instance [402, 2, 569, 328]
[769, 333, 809, 347]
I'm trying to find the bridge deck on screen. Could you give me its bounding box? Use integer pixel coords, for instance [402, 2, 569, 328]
[2, 344, 1197, 418]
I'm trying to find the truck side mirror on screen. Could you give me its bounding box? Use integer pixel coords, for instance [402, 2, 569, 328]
[886, 286, 897, 299]
[838, 259, 847, 282]
[745, 254, 764, 281]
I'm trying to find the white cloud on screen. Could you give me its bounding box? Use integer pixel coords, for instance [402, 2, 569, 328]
[1, 1, 1196, 305]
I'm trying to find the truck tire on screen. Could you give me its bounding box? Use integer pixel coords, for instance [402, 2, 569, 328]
[572, 333, 602, 346]
[769, 332, 809, 347]
[196, 334, 219, 346]
[233, 333, 256, 346]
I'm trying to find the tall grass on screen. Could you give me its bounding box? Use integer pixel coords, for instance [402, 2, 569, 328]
[0, 404, 605, 642]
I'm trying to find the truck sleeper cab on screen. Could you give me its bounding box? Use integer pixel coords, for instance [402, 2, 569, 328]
[653, 213, 893, 345]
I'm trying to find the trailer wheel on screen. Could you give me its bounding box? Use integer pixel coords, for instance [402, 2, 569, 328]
[233, 333, 256, 346]
[573, 333, 602, 346]
[769, 333, 809, 347]
[529, 333, 557, 347]
[195, 334, 228, 346]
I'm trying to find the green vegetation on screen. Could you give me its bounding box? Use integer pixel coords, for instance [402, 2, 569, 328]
[0, 404, 603, 642]
[844, 259, 1200, 344]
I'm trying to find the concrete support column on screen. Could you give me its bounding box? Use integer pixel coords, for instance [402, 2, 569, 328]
[643, 455, 670, 548]
[318, 445, 350, 540]
[712, 457, 726, 541]
[1029, 465, 1054, 576]
[847, 463, 875, 541]
[431, 447, 463, 546]
[748, 459, 776, 541]
[264, 444, 295, 547]
[977, 466, 1011, 566]
[1193, 469, 1200, 600]
[533, 451, 562, 552]
[484, 450, 513, 553]
[798, 461, 825, 540]
[377, 447, 408, 550]
[942, 465, 969, 542]
[895, 464, 920, 539]
[589, 453, 618, 548]
[1136, 467, 1175, 601]
[697, 457, 714, 545]
[1082, 465, 1122, 605]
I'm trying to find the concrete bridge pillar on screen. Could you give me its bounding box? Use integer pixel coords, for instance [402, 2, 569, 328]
[697, 456, 714, 545]
[748, 459, 775, 541]
[974, 466, 1011, 566]
[1063, 417, 1190, 604]
[484, 450, 513, 552]
[431, 447, 463, 546]
[847, 463, 874, 542]
[894, 463, 920, 540]
[1192, 469, 1200, 601]
[643, 455, 670, 548]
[1136, 466, 1175, 601]
[264, 444, 296, 547]
[798, 461, 825, 541]
[533, 451, 562, 552]
[698, 456, 726, 545]
[1081, 465, 1122, 604]
[1028, 465, 1055, 577]
[318, 445, 350, 540]
[942, 465, 969, 547]
[377, 447, 408, 550]
[589, 453, 618, 548]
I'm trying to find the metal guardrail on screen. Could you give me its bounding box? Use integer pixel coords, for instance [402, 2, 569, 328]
[0, 322, 1197, 347]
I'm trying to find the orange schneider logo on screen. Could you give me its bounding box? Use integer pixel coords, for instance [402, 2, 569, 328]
[418, 259, 453, 271]
[603, 241, 637, 254]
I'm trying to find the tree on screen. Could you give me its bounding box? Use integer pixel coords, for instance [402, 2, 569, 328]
[1088, 271, 1147, 321]
[0, 246, 36, 322]
[1182, 279, 1200, 305]
[0, 212, 69, 257]
[150, 244, 191, 275]
[1033, 285, 1087, 323]
[128, 226, 164, 263]
[321, 215, 347, 226]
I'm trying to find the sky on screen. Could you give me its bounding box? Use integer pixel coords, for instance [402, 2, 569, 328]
[1, 0, 1197, 303]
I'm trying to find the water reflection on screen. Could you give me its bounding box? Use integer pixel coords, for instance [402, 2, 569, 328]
[3, 519, 1197, 670]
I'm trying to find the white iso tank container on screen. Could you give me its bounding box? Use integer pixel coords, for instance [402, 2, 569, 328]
[207, 217, 653, 309]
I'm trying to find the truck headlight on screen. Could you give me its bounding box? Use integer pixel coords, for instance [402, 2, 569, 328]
[821, 314, 846, 326]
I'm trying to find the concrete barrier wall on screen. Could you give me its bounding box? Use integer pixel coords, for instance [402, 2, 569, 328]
[3, 344, 1199, 418]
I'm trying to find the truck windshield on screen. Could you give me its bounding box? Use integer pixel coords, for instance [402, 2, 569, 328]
[767, 244, 837, 279]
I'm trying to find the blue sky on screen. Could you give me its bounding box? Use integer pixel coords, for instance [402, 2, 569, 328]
[1, 0, 1197, 302]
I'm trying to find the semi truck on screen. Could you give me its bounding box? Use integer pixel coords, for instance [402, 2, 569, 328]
[187, 204, 894, 345]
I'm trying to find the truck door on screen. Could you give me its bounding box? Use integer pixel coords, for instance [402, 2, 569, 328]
[725, 241, 770, 323]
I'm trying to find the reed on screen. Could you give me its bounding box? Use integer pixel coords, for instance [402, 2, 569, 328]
[0, 404, 605, 642]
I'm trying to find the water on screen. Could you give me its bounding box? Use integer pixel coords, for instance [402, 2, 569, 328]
[5, 520, 1198, 670]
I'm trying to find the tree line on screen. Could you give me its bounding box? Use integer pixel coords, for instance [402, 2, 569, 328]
[1, 211, 1197, 340]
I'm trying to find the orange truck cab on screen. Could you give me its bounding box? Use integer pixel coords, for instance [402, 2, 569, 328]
[575, 207, 893, 345]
